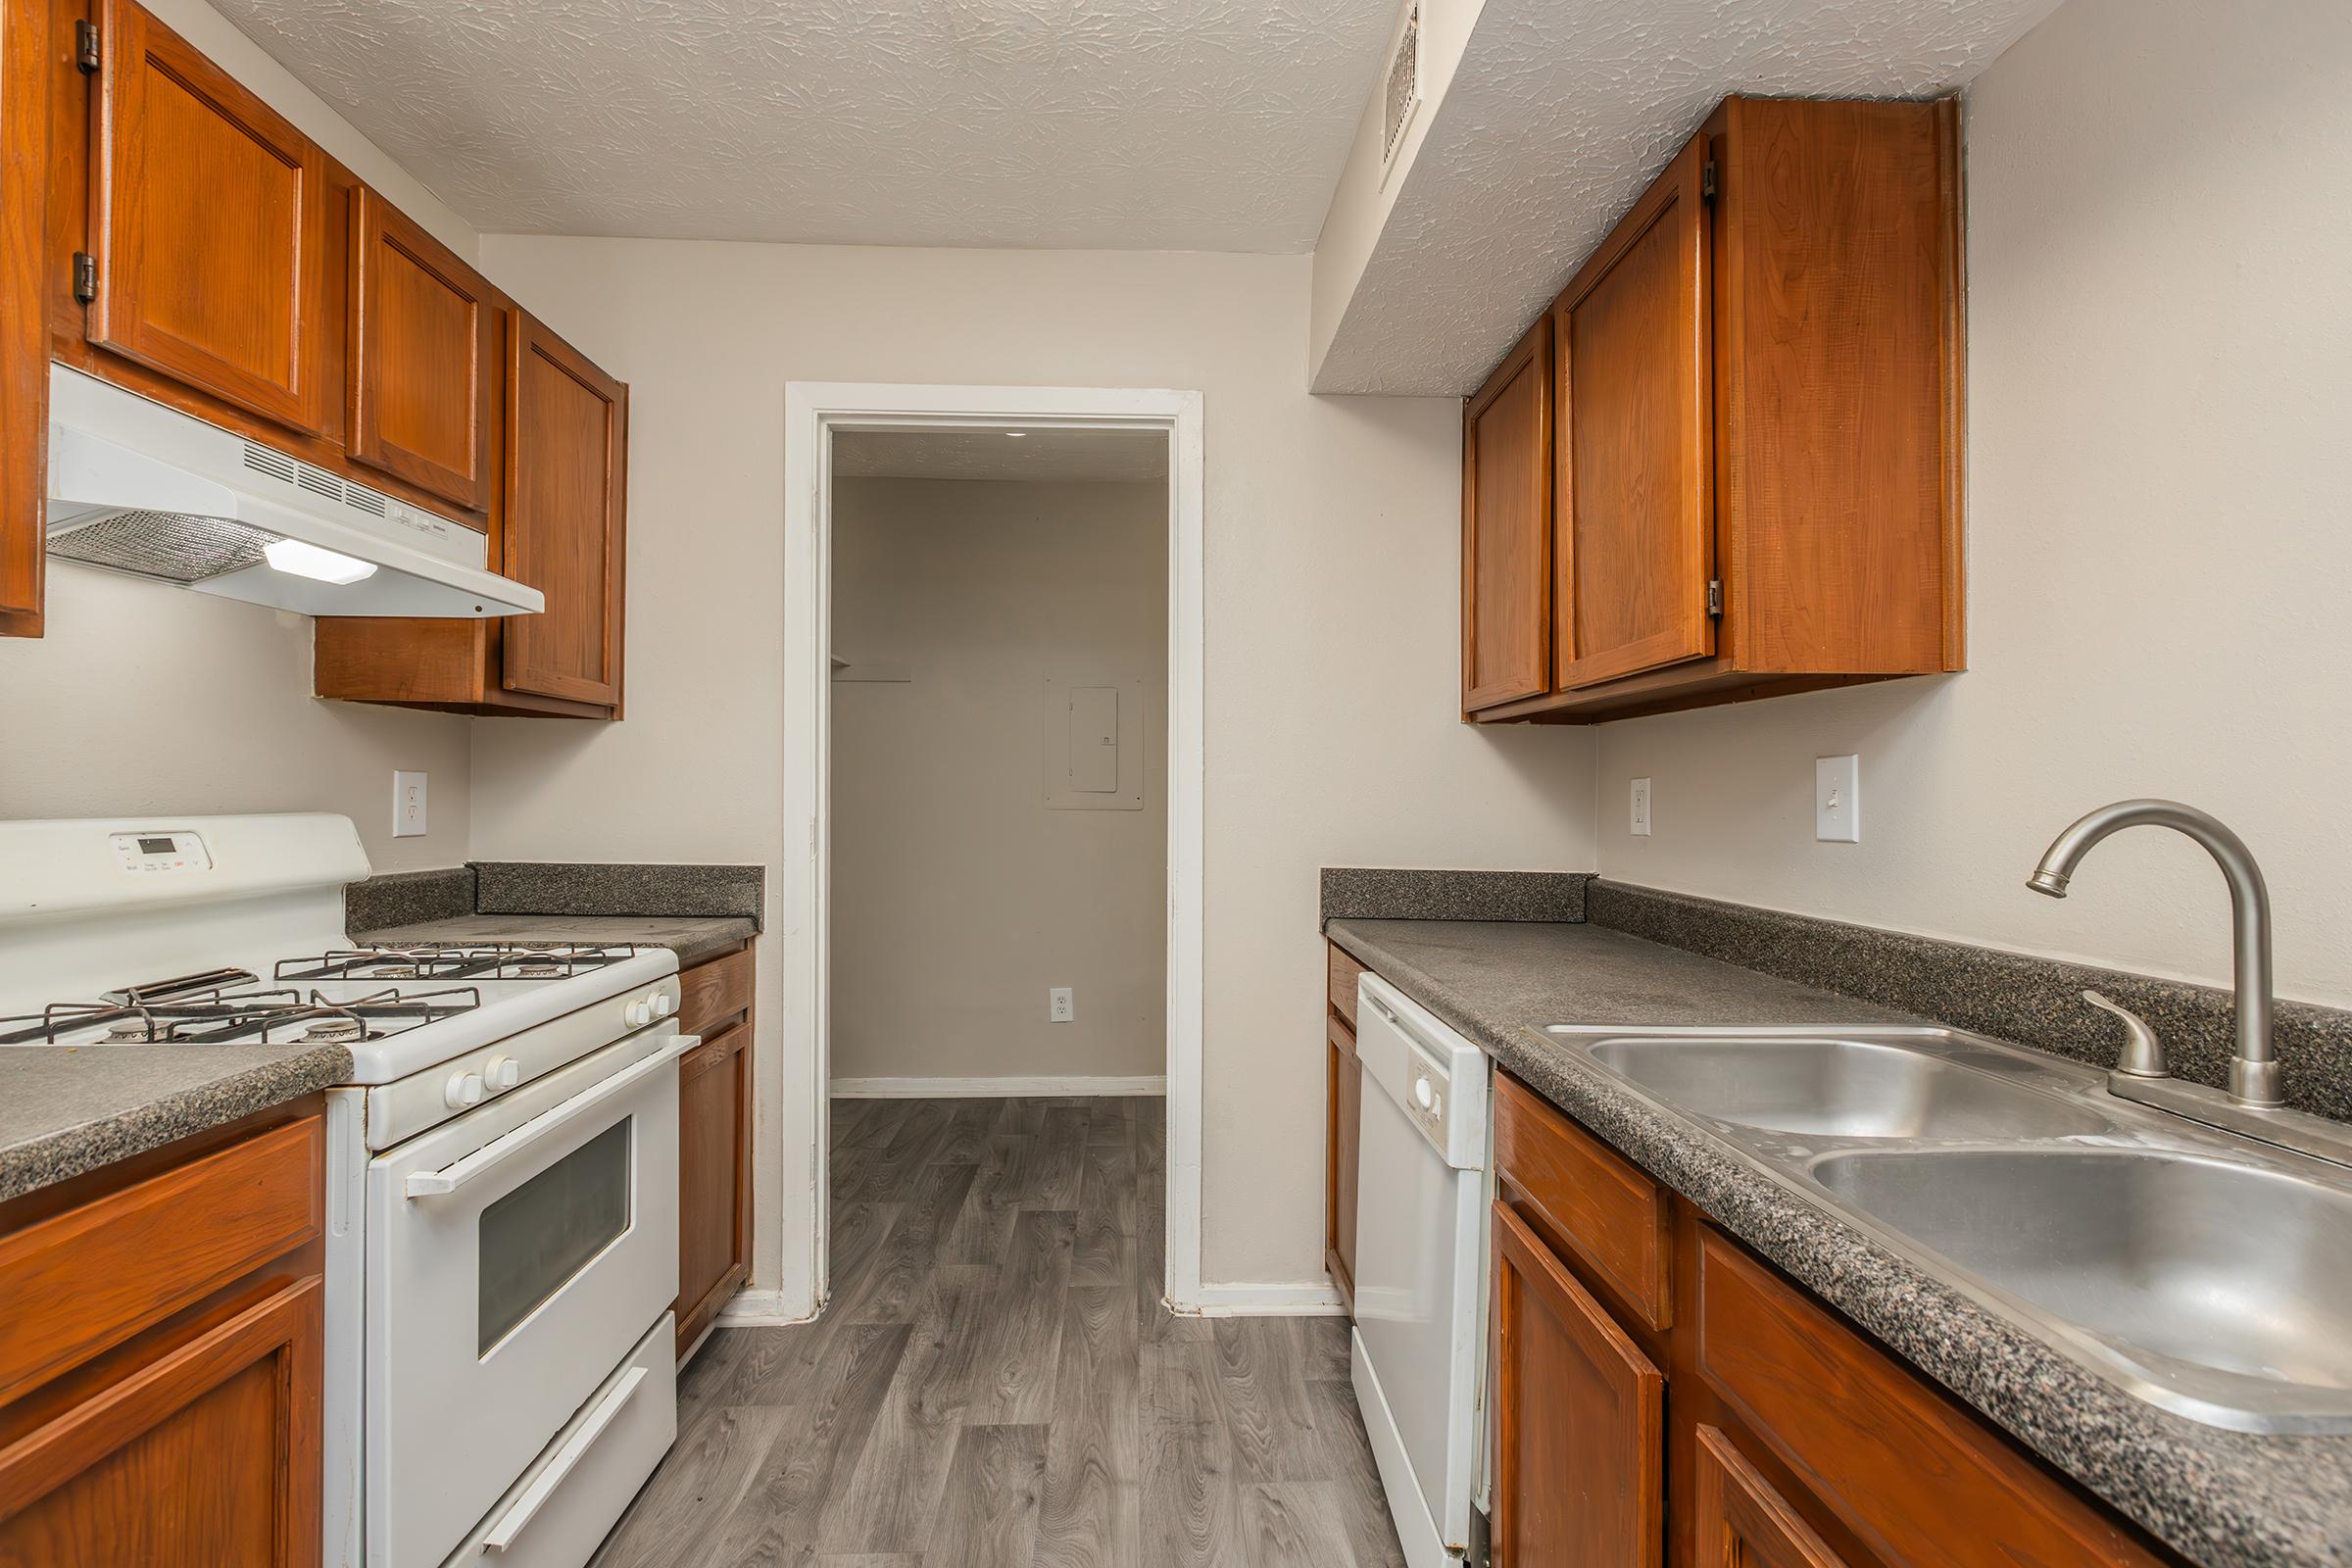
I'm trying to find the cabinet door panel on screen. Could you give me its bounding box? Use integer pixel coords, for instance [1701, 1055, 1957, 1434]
[1490, 1198, 1663, 1566]
[348, 187, 495, 512]
[1553, 131, 1713, 690]
[0, 1276, 322, 1567]
[1326, 1015, 1360, 1311]
[1461, 318, 1551, 711]
[1693, 1426, 1849, 1568]
[88, 0, 331, 436]
[503, 311, 626, 707]
[675, 1018, 750, 1353]
[1, 0, 49, 636]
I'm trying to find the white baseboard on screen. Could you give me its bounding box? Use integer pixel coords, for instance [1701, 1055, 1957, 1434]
[829, 1074, 1168, 1099]
[713, 1289, 812, 1328]
[1177, 1281, 1349, 1317]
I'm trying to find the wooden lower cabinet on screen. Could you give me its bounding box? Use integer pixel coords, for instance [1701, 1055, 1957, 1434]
[0, 1098, 325, 1568]
[1325, 941, 1368, 1311]
[1488, 1070, 2188, 1568]
[1490, 1199, 1663, 1566]
[1691, 1425, 1848, 1568]
[1326, 1014, 1360, 1309]
[673, 944, 755, 1357]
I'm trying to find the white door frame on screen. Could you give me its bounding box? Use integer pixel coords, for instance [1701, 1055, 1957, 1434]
[770, 381, 1207, 1321]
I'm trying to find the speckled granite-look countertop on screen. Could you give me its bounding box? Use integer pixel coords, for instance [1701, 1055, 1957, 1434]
[0, 1043, 350, 1204]
[353, 912, 758, 967]
[1326, 917, 2352, 1568]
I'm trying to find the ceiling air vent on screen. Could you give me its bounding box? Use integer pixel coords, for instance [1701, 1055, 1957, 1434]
[242, 443, 297, 485]
[1380, 0, 1422, 185]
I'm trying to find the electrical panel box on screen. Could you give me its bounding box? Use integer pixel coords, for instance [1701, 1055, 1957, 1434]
[1043, 675, 1148, 811]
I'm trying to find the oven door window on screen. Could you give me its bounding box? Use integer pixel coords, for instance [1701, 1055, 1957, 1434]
[477, 1117, 634, 1354]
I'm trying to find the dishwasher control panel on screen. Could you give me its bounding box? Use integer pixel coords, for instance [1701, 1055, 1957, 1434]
[1405, 1058, 1447, 1144]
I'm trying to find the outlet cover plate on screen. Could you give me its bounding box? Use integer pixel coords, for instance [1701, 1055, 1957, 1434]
[393, 771, 428, 839]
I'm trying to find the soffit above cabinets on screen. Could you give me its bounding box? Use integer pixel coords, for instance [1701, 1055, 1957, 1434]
[202, 0, 1399, 253]
[1311, 0, 2063, 395]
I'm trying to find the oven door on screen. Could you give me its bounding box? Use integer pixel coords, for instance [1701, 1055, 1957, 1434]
[366, 1027, 687, 1568]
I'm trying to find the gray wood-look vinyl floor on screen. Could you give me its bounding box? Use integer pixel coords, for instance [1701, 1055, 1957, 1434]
[591, 1095, 1408, 1568]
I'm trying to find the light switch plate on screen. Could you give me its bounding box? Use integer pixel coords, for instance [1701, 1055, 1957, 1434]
[1815, 755, 1859, 842]
[393, 771, 428, 838]
[1630, 777, 1652, 837]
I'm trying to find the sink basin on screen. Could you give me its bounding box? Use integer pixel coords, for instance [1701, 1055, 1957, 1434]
[1811, 1147, 2352, 1431]
[1575, 1034, 2109, 1141]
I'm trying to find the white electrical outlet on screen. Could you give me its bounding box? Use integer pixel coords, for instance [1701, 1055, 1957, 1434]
[1816, 755, 1860, 843]
[393, 771, 428, 838]
[1630, 777, 1652, 837]
[1049, 987, 1075, 1023]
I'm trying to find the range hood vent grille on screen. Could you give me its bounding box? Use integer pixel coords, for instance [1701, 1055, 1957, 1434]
[49, 510, 272, 584]
[242, 444, 297, 484]
[240, 436, 396, 522]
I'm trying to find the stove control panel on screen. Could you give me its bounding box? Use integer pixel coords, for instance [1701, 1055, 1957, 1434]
[111, 830, 213, 874]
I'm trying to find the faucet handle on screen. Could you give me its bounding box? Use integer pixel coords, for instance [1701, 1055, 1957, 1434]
[2082, 990, 2169, 1078]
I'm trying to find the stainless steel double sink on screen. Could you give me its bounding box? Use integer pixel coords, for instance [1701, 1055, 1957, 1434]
[1545, 1024, 2352, 1435]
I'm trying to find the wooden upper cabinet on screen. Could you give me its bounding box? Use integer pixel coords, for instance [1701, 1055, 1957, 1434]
[348, 187, 495, 512]
[0, 0, 51, 637]
[1489, 1198, 1663, 1567]
[1552, 131, 1714, 691]
[1461, 318, 1552, 711]
[86, 0, 332, 438]
[1467, 94, 1964, 726]
[502, 311, 627, 708]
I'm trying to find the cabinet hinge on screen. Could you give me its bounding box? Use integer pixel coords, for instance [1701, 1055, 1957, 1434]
[71, 252, 98, 305]
[1706, 578, 1724, 616]
[1700, 160, 1717, 201]
[74, 19, 99, 74]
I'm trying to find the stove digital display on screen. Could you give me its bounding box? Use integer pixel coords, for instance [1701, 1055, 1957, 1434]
[136, 836, 174, 856]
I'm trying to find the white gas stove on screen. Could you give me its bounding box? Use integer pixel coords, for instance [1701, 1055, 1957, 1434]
[0, 814, 689, 1568]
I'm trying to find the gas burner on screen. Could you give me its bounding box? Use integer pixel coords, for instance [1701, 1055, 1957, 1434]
[273, 943, 644, 984]
[0, 983, 483, 1047]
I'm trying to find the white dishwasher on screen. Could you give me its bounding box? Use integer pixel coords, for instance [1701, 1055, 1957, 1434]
[1350, 972, 1491, 1568]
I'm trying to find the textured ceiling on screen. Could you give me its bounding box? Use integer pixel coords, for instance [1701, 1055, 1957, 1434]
[1312, 0, 2064, 395]
[205, 0, 1399, 251]
[835, 427, 1169, 483]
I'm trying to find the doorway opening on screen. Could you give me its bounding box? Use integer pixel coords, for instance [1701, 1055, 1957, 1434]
[772, 384, 1205, 1322]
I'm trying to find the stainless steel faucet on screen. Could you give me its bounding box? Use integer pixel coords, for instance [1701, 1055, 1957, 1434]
[2027, 799, 2278, 1104]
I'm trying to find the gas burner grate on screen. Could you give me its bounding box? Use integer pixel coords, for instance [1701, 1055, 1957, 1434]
[0, 984, 483, 1046]
[273, 943, 643, 983]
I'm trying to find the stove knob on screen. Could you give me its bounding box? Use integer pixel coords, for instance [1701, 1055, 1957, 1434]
[650, 991, 674, 1019]
[485, 1054, 521, 1091]
[444, 1070, 485, 1109]
[625, 999, 653, 1028]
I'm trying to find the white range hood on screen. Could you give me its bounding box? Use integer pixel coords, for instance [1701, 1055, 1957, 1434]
[43, 364, 544, 618]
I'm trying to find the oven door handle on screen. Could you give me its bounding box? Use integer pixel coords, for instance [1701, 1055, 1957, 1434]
[404, 1033, 697, 1200]
[479, 1364, 651, 1552]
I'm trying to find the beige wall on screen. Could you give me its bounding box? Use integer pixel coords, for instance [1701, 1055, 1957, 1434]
[0, 571, 472, 870]
[1595, 0, 2352, 1009]
[0, 0, 479, 873]
[829, 477, 1167, 1085]
[465, 238, 1600, 1289]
